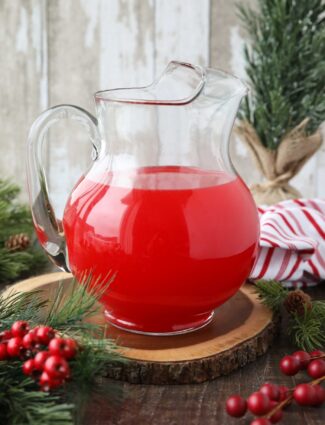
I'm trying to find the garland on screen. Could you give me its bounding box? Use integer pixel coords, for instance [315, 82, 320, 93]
[0, 179, 48, 283]
[255, 280, 325, 350]
[0, 277, 122, 425]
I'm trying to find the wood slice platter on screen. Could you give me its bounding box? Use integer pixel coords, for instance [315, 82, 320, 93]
[3, 272, 279, 384]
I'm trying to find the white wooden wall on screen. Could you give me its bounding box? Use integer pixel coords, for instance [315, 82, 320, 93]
[0, 0, 323, 215]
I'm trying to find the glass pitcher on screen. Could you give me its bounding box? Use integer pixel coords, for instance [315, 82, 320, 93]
[27, 61, 259, 335]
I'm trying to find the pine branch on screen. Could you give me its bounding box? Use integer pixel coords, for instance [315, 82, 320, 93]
[237, 0, 325, 149]
[0, 178, 48, 283]
[254, 279, 325, 350]
[255, 279, 288, 311]
[0, 290, 46, 329]
[0, 275, 124, 425]
[65, 335, 124, 424]
[289, 306, 325, 351]
[0, 247, 48, 284]
[45, 274, 115, 333]
[69, 335, 122, 386]
[0, 363, 73, 425]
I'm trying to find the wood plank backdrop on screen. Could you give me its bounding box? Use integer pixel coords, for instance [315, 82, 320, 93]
[0, 0, 324, 216]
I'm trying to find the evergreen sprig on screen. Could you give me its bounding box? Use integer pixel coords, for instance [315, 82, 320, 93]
[0, 277, 123, 425]
[238, 0, 325, 149]
[0, 362, 73, 425]
[255, 279, 325, 350]
[290, 307, 325, 352]
[0, 179, 48, 283]
[45, 274, 114, 333]
[255, 279, 289, 312]
[0, 290, 46, 329]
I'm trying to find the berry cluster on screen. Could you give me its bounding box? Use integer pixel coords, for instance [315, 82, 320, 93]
[0, 320, 77, 391]
[226, 350, 325, 424]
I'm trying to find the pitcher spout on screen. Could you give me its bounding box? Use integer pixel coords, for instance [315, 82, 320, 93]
[95, 61, 206, 105]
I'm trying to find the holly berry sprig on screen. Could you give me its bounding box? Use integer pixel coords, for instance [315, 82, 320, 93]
[0, 320, 77, 391]
[226, 349, 325, 424]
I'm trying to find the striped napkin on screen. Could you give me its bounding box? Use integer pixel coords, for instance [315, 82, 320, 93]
[250, 199, 325, 287]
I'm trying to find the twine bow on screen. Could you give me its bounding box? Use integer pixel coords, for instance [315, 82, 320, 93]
[236, 119, 322, 205]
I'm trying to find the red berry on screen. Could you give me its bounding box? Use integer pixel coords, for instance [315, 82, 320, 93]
[312, 385, 325, 406]
[34, 351, 50, 370]
[247, 392, 271, 415]
[7, 337, 23, 357]
[35, 326, 55, 345]
[0, 330, 12, 342]
[22, 333, 39, 350]
[62, 338, 77, 359]
[293, 350, 311, 368]
[22, 359, 36, 376]
[225, 395, 247, 417]
[11, 321, 29, 338]
[250, 419, 271, 425]
[0, 343, 8, 360]
[278, 385, 290, 403]
[310, 350, 325, 358]
[279, 355, 300, 376]
[44, 355, 70, 379]
[48, 337, 77, 359]
[307, 359, 325, 379]
[260, 383, 280, 401]
[39, 371, 63, 391]
[293, 383, 317, 406]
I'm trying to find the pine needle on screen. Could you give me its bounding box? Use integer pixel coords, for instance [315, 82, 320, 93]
[254, 279, 288, 312]
[0, 272, 124, 424]
[289, 305, 325, 351]
[0, 178, 48, 283]
[0, 290, 47, 329]
[237, 0, 325, 149]
[45, 273, 115, 333]
[0, 362, 73, 425]
[255, 279, 325, 350]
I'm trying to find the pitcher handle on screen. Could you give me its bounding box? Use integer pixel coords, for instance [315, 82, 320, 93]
[27, 104, 102, 271]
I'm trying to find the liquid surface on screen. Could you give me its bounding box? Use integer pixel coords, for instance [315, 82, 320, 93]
[63, 166, 259, 333]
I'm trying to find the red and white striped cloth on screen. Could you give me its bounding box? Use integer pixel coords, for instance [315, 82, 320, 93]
[250, 199, 325, 287]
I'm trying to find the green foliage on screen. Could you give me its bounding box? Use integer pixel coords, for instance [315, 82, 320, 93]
[255, 279, 289, 311]
[45, 274, 114, 333]
[290, 309, 325, 351]
[0, 179, 48, 283]
[290, 301, 325, 351]
[0, 277, 122, 425]
[0, 362, 73, 425]
[0, 290, 46, 330]
[255, 279, 325, 350]
[238, 0, 325, 149]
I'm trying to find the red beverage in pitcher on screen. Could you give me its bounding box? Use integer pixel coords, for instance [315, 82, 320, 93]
[63, 166, 259, 334]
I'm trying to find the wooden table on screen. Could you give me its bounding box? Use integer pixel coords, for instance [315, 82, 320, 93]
[1, 277, 323, 425]
[83, 285, 325, 425]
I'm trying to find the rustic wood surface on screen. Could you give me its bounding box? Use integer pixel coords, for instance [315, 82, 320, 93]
[1, 276, 324, 423]
[0, 0, 324, 214]
[81, 285, 324, 425]
[4, 272, 278, 384]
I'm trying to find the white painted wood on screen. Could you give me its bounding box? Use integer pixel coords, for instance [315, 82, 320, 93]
[0, 0, 47, 201]
[154, 0, 210, 164]
[154, 0, 210, 73]
[47, 0, 156, 216]
[99, 0, 155, 89]
[0, 0, 323, 205]
[46, 0, 102, 217]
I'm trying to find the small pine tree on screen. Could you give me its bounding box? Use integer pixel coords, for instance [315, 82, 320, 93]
[0, 179, 48, 283]
[238, 0, 325, 150]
